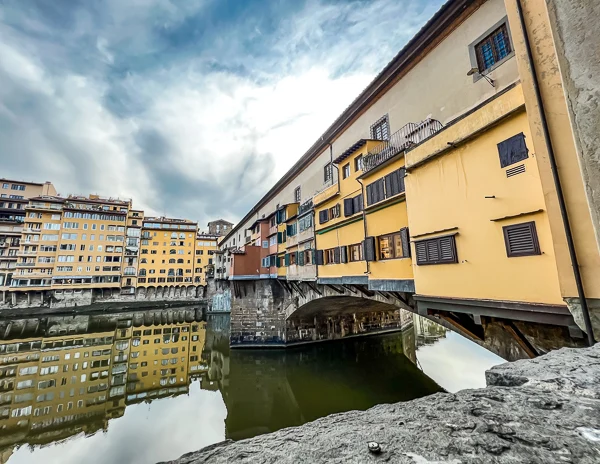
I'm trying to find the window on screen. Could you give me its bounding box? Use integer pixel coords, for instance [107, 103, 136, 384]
[298, 214, 312, 232]
[366, 179, 385, 206]
[329, 204, 340, 219]
[415, 235, 457, 265]
[503, 222, 541, 257]
[370, 114, 390, 140]
[342, 164, 350, 179]
[355, 155, 364, 172]
[318, 209, 329, 224]
[474, 23, 512, 73]
[497, 133, 528, 168]
[378, 229, 410, 260]
[349, 243, 363, 262]
[324, 248, 339, 265]
[324, 163, 333, 183]
[384, 168, 405, 198]
[294, 186, 301, 203]
[344, 194, 363, 217]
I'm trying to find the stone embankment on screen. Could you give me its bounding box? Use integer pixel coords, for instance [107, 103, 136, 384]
[164, 344, 600, 464]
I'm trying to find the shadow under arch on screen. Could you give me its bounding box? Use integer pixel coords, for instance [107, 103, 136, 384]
[287, 295, 404, 321]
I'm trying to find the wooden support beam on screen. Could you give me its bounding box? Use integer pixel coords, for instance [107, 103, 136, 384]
[326, 284, 344, 294]
[437, 313, 484, 341]
[501, 321, 539, 359]
[342, 285, 357, 294]
[305, 281, 322, 296]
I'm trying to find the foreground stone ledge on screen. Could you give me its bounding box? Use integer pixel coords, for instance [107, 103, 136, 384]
[163, 345, 600, 464]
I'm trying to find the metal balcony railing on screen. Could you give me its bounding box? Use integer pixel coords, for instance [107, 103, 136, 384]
[16, 262, 36, 267]
[363, 119, 443, 173]
[298, 199, 313, 216]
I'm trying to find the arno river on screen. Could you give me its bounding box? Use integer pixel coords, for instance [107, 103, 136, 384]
[0, 309, 503, 464]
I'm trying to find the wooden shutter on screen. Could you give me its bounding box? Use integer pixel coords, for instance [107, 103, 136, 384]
[277, 232, 282, 244]
[340, 246, 348, 263]
[298, 250, 305, 266]
[343, 198, 354, 217]
[276, 256, 281, 267]
[400, 227, 411, 258]
[352, 194, 363, 213]
[366, 183, 374, 206]
[333, 247, 341, 264]
[503, 222, 541, 257]
[319, 210, 329, 224]
[315, 250, 324, 265]
[497, 133, 528, 168]
[376, 179, 385, 203]
[270, 255, 276, 267]
[363, 237, 376, 262]
[398, 168, 406, 193]
[284, 254, 290, 266]
[385, 171, 401, 197]
[415, 235, 458, 265]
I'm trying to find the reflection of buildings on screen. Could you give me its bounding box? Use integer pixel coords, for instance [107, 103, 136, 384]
[200, 317, 438, 441]
[414, 314, 448, 347]
[0, 308, 207, 460]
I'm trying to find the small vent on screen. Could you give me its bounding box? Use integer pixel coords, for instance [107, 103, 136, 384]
[506, 164, 526, 178]
[503, 221, 541, 257]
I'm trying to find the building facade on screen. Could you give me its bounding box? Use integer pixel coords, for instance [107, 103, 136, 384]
[207, 219, 233, 237]
[217, 0, 600, 343]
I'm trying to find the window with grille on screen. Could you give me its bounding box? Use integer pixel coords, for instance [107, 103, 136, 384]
[324, 163, 333, 183]
[475, 23, 512, 73]
[294, 186, 301, 203]
[503, 222, 541, 257]
[370, 115, 390, 140]
[415, 235, 457, 265]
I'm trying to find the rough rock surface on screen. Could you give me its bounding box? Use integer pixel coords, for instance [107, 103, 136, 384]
[163, 345, 600, 464]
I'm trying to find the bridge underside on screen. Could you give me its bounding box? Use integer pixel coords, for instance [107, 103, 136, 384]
[209, 279, 586, 359]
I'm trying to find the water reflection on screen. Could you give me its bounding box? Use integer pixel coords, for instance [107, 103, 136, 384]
[0, 310, 502, 464]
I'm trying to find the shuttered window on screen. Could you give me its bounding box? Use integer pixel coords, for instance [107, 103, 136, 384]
[366, 179, 385, 206]
[329, 204, 340, 219]
[344, 198, 354, 217]
[315, 250, 324, 265]
[352, 194, 363, 214]
[333, 247, 341, 264]
[377, 228, 410, 260]
[349, 243, 363, 262]
[503, 222, 541, 257]
[340, 246, 348, 263]
[384, 168, 405, 198]
[318, 210, 329, 224]
[498, 133, 528, 168]
[324, 164, 333, 183]
[363, 236, 376, 262]
[415, 235, 457, 265]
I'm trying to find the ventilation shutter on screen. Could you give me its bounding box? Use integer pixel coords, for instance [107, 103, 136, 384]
[363, 237, 376, 262]
[376, 179, 385, 203]
[343, 198, 354, 217]
[366, 184, 374, 206]
[503, 222, 540, 257]
[284, 254, 290, 266]
[415, 241, 427, 264]
[400, 227, 410, 258]
[333, 247, 341, 264]
[340, 246, 348, 263]
[276, 256, 281, 267]
[298, 251, 304, 266]
[277, 232, 282, 244]
[439, 236, 456, 262]
[353, 194, 363, 213]
[426, 241, 440, 262]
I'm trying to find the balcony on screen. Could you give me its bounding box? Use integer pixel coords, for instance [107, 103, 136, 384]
[363, 119, 443, 173]
[23, 227, 41, 234]
[17, 250, 38, 256]
[313, 183, 339, 206]
[16, 262, 36, 267]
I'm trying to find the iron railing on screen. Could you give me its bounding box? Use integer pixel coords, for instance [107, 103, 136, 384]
[363, 119, 443, 173]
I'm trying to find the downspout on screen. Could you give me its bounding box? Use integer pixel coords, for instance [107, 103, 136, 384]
[356, 177, 370, 276]
[516, 0, 595, 346]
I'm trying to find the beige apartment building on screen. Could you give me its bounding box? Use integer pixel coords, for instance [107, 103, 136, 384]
[137, 217, 198, 287]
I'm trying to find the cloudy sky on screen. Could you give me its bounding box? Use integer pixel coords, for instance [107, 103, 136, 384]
[0, 0, 444, 230]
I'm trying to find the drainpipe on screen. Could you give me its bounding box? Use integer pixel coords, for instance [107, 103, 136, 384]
[516, 0, 595, 346]
[356, 178, 370, 275]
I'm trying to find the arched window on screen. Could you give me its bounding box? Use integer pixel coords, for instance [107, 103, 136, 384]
[169, 259, 176, 264]
[139, 269, 146, 276]
[140, 258, 147, 264]
[179, 233, 185, 239]
[177, 258, 184, 263]
[171, 233, 177, 239]
[169, 249, 176, 254]
[176, 268, 183, 276]
[168, 269, 175, 276]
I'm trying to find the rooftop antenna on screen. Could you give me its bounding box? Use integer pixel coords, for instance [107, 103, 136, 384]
[467, 67, 495, 87]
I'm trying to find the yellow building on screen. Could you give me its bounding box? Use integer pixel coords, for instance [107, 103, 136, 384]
[138, 217, 198, 287]
[126, 321, 207, 397]
[193, 234, 219, 286]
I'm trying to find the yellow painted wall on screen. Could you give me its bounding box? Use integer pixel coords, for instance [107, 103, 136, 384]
[316, 220, 365, 278]
[405, 93, 563, 305]
[193, 238, 218, 285]
[504, 0, 600, 300]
